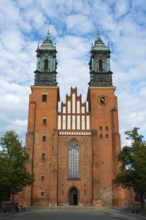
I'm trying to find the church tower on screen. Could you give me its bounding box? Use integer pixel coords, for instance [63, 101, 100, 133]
[87, 33, 125, 205]
[34, 31, 58, 86]
[21, 32, 132, 207]
[24, 31, 60, 206]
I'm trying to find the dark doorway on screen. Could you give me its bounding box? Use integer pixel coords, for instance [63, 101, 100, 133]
[69, 188, 78, 205]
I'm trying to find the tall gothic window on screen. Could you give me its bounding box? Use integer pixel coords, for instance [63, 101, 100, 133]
[99, 59, 103, 71]
[44, 59, 48, 70]
[69, 140, 79, 178]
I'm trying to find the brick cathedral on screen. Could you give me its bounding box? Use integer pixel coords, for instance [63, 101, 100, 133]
[20, 32, 132, 207]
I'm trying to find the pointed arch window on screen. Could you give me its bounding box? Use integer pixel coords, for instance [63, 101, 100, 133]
[69, 140, 79, 179]
[99, 59, 103, 71]
[44, 59, 48, 70]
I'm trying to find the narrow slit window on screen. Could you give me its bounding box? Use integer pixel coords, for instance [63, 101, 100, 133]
[99, 126, 102, 130]
[99, 60, 103, 70]
[40, 191, 45, 197]
[106, 134, 109, 138]
[44, 59, 48, 70]
[41, 176, 44, 181]
[42, 94, 47, 102]
[42, 136, 46, 141]
[42, 153, 46, 160]
[100, 134, 103, 138]
[43, 118, 47, 124]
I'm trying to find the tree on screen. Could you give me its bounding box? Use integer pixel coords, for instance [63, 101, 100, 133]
[114, 127, 146, 209]
[0, 131, 34, 199]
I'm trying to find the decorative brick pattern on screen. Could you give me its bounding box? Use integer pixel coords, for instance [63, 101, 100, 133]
[16, 86, 134, 207]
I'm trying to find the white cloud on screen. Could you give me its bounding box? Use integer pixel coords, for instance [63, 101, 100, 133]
[114, 0, 130, 19]
[0, 30, 24, 52]
[139, 87, 146, 97]
[0, 79, 29, 143]
[5, 94, 20, 103]
[22, 7, 46, 30]
[118, 89, 146, 146]
[92, 0, 116, 31]
[66, 14, 94, 34]
[57, 35, 90, 101]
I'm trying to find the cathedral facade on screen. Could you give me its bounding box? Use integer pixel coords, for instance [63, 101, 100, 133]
[22, 32, 132, 206]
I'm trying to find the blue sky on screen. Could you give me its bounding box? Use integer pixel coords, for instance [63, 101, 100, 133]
[0, 0, 146, 145]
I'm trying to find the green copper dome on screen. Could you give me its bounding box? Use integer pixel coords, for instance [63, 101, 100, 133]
[89, 32, 112, 87]
[91, 32, 110, 51]
[39, 30, 56, 51]
[34, 31, 58, 86]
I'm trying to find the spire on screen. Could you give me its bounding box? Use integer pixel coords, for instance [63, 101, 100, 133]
[88, 33, 112, 87]
[96, 30, 101, 40]
[39, 30, 55, 50]
[92, 32, 110, 52]
[45, 29, 52, 42]
[34, 31, 58, 86]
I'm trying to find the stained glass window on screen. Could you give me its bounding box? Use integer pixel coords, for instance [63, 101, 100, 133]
[69, 140, 79, 178]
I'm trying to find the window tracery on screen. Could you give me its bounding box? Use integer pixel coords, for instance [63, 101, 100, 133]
[68, 140, 79, 178]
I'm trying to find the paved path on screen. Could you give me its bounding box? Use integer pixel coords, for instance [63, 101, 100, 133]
[0, 206, 146, 220]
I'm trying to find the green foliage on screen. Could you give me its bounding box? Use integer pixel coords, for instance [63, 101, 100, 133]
[114, 127, 146, 208]
[0, 131, 34, 195]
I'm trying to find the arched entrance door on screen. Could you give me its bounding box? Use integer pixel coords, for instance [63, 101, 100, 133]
[69, 188, 78, 205]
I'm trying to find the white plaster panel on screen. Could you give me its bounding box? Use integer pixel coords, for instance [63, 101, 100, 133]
[82, 106, 85, 113]
[68, 101, 71, 113]
[63, 106, 66, 114]
[67, 115, 71, 129]
[58, 115, 61, 129]
[63, 115, 66, 130]
[86, 115, 90, 130]
[77, 101, 80, 113]
[72, 115, 75, 130]
[82, 115, 85, 130]
[72, 93, 76, 113]
[77, 115, 80, 130]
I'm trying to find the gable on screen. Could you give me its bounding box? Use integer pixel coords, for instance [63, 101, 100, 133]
[58, 87, 90, 130]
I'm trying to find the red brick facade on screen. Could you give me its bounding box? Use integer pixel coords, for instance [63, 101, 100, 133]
[19, 86, 132, 207]
[16, 33, 134, 207]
